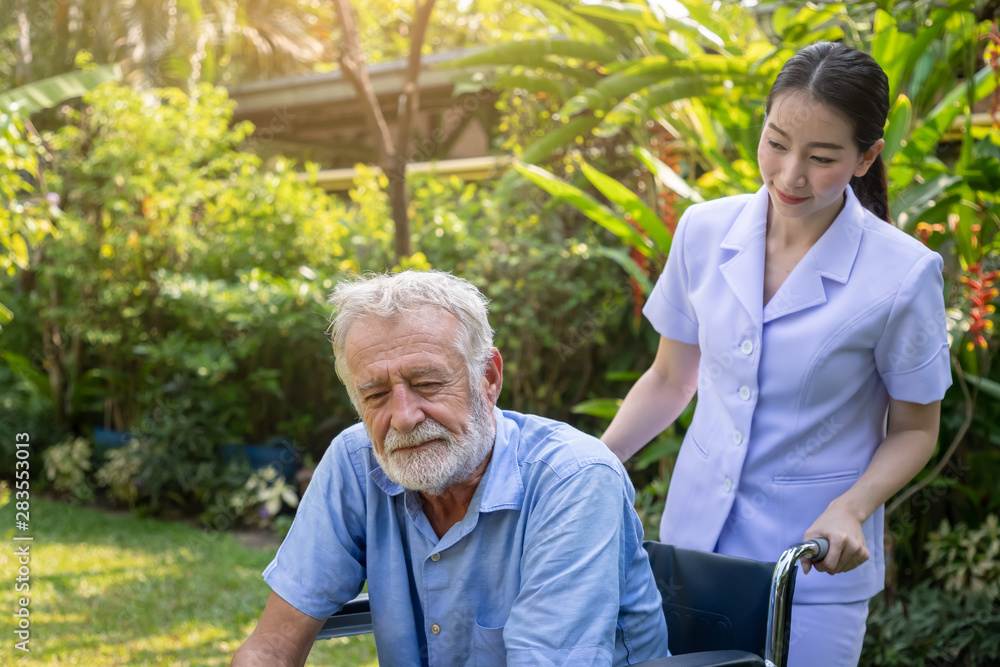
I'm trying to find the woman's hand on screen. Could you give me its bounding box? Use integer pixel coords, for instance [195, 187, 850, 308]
[801, 501, 869, 575]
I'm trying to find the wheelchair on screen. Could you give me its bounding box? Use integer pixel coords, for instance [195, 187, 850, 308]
[317, 538, 829, 667]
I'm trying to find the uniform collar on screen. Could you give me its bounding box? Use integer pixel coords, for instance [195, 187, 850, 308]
[719, 185, 865, 324]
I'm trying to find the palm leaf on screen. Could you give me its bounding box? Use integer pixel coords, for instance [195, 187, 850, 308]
[0, 65, 123, 115]
[581, 162, 672, 253]
[513, 162, 653, 256]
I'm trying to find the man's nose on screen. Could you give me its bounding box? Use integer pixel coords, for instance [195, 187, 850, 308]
[389, 384, 424, 433]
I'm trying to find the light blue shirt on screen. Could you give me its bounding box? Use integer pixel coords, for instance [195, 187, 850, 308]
[263, 408, 669, 666]
[644, 185, 952, 603]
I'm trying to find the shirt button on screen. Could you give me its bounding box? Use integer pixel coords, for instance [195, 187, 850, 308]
[741, 340, 753, 355]
[733, 431, 743, 445]
[431, 624, 441, 635]
[739, 386, 751, 401]
[724, 478, 733, 493]
[430, 552, 441, 562]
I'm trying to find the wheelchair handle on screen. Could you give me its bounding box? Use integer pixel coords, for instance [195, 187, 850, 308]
[763, 537, 831, 666]
[805, 537, 829, 562]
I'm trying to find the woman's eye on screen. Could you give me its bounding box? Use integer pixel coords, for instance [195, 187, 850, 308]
[812, 156, 834, 164]
[768, 140, 785, 151]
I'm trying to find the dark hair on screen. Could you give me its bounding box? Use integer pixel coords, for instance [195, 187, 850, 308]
[765, 42, 891, 222]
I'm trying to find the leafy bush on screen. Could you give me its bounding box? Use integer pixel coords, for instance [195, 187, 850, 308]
[94, 440, 142, 507]
[864, 515, 1000, 666]
[926, 515, 1000, 600]
[227, 465, 300, 529]
[863, 582, 999, 667]
[42, 437, 92, 499]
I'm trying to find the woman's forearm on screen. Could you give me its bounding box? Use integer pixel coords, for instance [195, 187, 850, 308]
[831, 399, 941, 523]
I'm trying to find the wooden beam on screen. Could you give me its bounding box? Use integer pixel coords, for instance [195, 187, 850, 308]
[298, 155, 512, 191]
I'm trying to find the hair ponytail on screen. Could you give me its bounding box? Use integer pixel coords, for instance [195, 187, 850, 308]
[850, 153, 889, 222]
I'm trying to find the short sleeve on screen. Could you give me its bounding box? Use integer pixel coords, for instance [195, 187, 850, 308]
[503, 463, 632, 665]
[643, 206, 699, 344]
[874, 250, 952, 403]
[262, 433, 368, 619]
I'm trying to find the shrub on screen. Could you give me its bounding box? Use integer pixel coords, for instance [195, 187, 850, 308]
[94, 440, 142, 507]
[925, 515, 1000, 601]
[42, 437, 93, 500]
[863, 515, 1000, 666]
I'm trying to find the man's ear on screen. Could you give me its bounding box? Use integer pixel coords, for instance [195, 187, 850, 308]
[481, 348, 503, 405]
[854, 138, 885, 178]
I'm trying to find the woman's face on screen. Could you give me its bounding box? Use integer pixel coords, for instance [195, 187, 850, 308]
[758, 91, 882, 229]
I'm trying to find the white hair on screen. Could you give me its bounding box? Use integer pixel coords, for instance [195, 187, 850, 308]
[328, 270, 495, 409]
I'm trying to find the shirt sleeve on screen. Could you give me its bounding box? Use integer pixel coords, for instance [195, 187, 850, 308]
[262, 432, 368, 620]
[874, 250, 952, 404]
[503, 461, 637, 666]
[642, 206, 699, 344]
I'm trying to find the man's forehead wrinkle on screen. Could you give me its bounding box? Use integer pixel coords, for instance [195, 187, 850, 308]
[352, 341, 459, 389]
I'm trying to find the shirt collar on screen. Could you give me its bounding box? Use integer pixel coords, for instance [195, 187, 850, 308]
[807, 184, 865, 285]
[476, 407, 525, 513]
[367, 406, 525, 514]
[719, 185, 865, 323]
[721, 184, 864, 283]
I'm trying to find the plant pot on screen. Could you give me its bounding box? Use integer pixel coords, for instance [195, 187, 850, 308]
[93, 427, 133, 459]
[220, 438, 299, 482]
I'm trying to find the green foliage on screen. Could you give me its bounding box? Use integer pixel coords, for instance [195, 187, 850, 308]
[42, 436, 93, 499]
[7, 81, 352, 450]
[925, 514, 1000, 600]
[227, 466, 300, 529]
[864, 515, 1000, 667]
[0, 108, 58, 324]
[94, 441, 143, 508]
[126, 395, 238, 514]
[493, 0, 999, 525]
[863, 582, 1000, 667]
[0, 64, 122, 116]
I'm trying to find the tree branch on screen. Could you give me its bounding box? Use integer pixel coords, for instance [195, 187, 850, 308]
[395, 0, 437, 159]
[332, 0, 395, 161]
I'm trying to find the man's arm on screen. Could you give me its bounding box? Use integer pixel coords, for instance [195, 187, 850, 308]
[231, 591, 326, 667]
[504, 462, 650, 665]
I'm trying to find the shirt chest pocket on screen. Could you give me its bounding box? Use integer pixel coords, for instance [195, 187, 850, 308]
[473, 622, 506, 666]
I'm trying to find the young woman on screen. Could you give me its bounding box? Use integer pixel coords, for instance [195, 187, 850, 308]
[602, 42, 951, 665]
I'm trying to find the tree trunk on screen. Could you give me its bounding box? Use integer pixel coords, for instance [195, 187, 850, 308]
[333, 0, 437, 264]
[15, 0, 33, 85]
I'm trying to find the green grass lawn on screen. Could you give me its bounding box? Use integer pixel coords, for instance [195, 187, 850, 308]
[0, 498, 377, 666]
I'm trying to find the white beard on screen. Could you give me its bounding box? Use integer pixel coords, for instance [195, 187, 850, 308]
[372, 397, 495, 495]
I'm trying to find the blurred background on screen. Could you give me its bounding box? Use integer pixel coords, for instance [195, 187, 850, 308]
[1, 0, 998, 664]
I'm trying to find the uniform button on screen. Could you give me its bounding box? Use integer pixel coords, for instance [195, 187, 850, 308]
[739, 386, 751, 401]
[733, 431, 743, 445]
[724, 478, 733, 493]
[741, 340, 753, 355]
[431, 624, 441, 635]
[430, 552, 441, 562]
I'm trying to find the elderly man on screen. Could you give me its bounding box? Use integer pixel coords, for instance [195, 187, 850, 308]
[233, 270, 669, 666]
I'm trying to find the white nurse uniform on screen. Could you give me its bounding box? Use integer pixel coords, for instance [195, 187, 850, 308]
[643, 184, 952, 606]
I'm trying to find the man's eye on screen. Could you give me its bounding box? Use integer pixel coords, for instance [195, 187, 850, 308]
[364, 391, 387, 402]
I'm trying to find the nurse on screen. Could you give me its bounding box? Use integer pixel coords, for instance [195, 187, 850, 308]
[601, 42, 951, 665]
